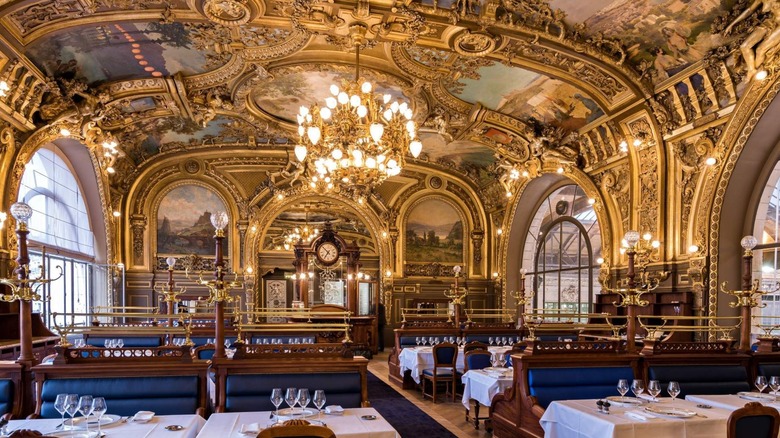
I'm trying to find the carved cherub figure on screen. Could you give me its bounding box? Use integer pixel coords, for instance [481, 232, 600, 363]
[724, 0, 780, 80]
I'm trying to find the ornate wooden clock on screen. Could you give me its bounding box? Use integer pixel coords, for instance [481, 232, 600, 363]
[293, 222, 361, 312]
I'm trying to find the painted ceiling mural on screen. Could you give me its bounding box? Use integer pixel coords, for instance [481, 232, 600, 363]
[552, 0, 737, 83]
[27, 21, 216, 84]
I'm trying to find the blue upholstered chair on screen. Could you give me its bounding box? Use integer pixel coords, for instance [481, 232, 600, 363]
[463, 350, 493, 429]
[727, 401, 780, 438]
[422, 342, 458, 403]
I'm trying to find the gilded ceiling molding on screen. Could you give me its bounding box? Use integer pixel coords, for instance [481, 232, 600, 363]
[389, 43, 446, 82]
[591, 162, 630, 245]
[108, 78, 168, 100]
[703, 76, 780, 323]
[197, 0, 261, 26]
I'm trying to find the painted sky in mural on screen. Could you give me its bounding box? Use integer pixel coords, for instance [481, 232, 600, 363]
[157, 185, 228, 255]
[450, 63, 604, 131]
[551, 0, 736, 81]
[252, 68, 410, 123]
[27, 21, 213, 84]
[125, 116, 239, 164]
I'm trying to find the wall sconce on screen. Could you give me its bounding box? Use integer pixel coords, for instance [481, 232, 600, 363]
[0, 81, 9, 97]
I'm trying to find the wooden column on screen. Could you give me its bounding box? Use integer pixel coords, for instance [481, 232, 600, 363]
[739, 247, 753, 352]
[625, 248, 638, 353]
[213, 232, 226, 360]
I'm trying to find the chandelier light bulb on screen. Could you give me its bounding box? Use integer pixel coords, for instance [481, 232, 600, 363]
[361, 82, 372, 93]
[320, 107, 332, 120]
[399, 102, 408, 113]
[325, 97, 337, 109]
[377, 154, 386, 163]
[409, 140, 422, 158]
[299, 106, 309, 117]
[330, 84, 339, 95]
[307, 126, 321, 145]
[383, 94, 391, 103]
[642, 232, 652, 241]
[406, 120, 416, 135]
[383, 109, 393, 121]
[633, 139, 642, 147]
[332, 149, 343, 160]
[370, 123, 384, 142]
[651, 240, 661, 249]
[366, 157, 377, 168]
[294, 145, 307, 162]
[349, 94, 361, 107]
[390, 101, 399, 112]
[357, 105, 368, 118]
[106, 166, 115, 174]
[337, 92, 349, 104]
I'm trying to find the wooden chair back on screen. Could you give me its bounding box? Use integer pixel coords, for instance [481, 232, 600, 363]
[257, 419, 336, 438]
[463, 341, 488, 353]
[727, 401, 780, 438]
[432, 342, 458, 369]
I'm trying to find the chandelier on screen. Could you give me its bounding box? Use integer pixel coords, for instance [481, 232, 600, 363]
[282, 224, 318, 250]
[293, 41, 422, 191]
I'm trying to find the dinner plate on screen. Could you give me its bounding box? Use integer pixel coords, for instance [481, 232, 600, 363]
[606, 396, 646, 406]
[737, 391, 776, 402]
[47, 431, 100, 438]
[644, 406, 697, 418]
[483, 367, 510, 372]
[276, 408, 315, 418]
[65, 413, 121, 428]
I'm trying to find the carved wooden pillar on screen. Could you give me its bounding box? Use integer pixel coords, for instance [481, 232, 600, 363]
[130, 214, 147, 266]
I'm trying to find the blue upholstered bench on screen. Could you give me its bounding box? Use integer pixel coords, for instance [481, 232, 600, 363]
[528, 366, 635, 408]
[758, 363, 780, 379]
[647, 364, 750, 398]
[0, 379, 12, 418]
[39, 375, 201, 417]
[222, 372, 362, 412]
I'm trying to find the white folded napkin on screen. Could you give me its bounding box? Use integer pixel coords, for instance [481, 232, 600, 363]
[239, 423, 262, 434]
[132, 411, 155, 423]
[625, 411, 651, 421]
[324, 405, 344, 415]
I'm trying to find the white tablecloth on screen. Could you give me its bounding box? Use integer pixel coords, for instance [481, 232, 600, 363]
[461, 369, 513, 409]
[196, 408, 399, 438]
[540, 398, 731, 438]
[5, 414, 205, 438]
[398, 346, 510, 384]
[686, 393, 780, 411]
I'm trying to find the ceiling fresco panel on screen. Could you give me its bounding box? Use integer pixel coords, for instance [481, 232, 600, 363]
[26, 21, 216, 84]
[449, 63, 604, 132]
[552, 0, 736, 82]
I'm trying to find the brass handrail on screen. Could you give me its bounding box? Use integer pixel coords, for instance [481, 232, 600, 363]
[51, 312, 194, 346]
[752, 315, 780, 337]
[522, 312, 626, 340]
[637, 315, 741, 341]
[465, 308, 515, 323]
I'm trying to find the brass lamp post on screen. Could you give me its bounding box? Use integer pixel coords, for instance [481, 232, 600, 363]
[0, 202, 60, 364]
[510, 268, 534, 327]
[721, 235, 779, 351]
[155, 256, 185, 328]
[443, 265, 468, 326]
[192, 211, 242, 359]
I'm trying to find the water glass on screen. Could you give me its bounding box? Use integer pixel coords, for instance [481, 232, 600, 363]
[313, 390, 326, 422]
[756, 375, 768, 393]
[616, 379, 629, 401]
[647, 380, 661, 402]
[298, 388, 311, 414]
[92, 397, 107, 437]
[770, 376, 780, 399]
[285, 387, 298, 413]
[631, 379, 645, 398]
[270, 388, 283, 423]
[667, 381, 680, 401]
[54, 394, 69, 426]
[64, 394, 79, 435]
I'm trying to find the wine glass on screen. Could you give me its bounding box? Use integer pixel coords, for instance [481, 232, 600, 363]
[78, 395, 93, 435]
[270, 388, 283, 423]
[285, 387, 298, 414]
[91, 397, 107, 437]
[116, 339, 124, 348]
[488, 337, 494, 346]
[313, 390, 326, 423]
[667, 381, 681, 402]
[756, 376, 768, 393]
[415, 337, 421, 346]
[54, 394, 69, 427]
[631, 379, 645, 399]
[647, 380, 661, 402]
[298, 388, 311, 415]
[770, 376, 780, 399]
[616, 379, 629, 401]
[64, 394, 79, 436]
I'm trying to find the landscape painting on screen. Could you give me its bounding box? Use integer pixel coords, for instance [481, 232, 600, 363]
[405, 199, 463, 263]
[157, 185, 228, 255]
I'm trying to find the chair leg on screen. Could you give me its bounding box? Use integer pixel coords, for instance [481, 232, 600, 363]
[432, 377, 437, 403]
[473, 402, 480, 429]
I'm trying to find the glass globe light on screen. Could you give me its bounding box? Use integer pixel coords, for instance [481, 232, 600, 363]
[166, 257, 177, 269]
[210, 211, 229, 231]
[741, 235, 758, 250]
[623, 230, 640, 247]
[9, 202, 33, 225]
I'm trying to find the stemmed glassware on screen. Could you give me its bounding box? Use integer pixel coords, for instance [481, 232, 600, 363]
[92, 397, 107, 437]
[270, 388, 283, 423]
[285, 387, 298, 414]
[297, 389, 311, 415]
[54, 394, 69, 429]
[616, 379, 629, 401]
[488, 337, 494, 346]
[631, 379, 645, 399]
[756, 376, 768, 393]
[64, 394, 79, 437]
[313, 390, 326, 423]
[78, 395, 93, 435]
[667, 381, 680, 402]
[647, 380, 661, 402]
[769, 376, 780, 400]
[415, 337, 421, 346]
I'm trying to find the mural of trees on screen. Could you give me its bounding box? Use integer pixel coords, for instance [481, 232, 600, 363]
[405, 199, 463, 263]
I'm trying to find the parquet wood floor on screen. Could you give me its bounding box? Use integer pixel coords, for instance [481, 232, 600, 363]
[368, 351, 493, 438]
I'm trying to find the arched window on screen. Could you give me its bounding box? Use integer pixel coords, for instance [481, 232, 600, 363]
[17, 145, 100, 326]
[751, 161, 780, 336]
[522, 184, 602, 313]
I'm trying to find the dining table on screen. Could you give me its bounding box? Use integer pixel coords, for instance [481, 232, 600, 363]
[461, 367, 513, 409]
[195, 407, 399, 438]
[685, 392, 780, 411]
[398, 345, 511, 384]
[539, 397, 733, 438]
[2, 414, 206, 438]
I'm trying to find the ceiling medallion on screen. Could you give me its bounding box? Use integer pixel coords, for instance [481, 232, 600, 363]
[294, 25, 422, 196]
[202, 0, 253, 26]
[450, 30, 501, 57]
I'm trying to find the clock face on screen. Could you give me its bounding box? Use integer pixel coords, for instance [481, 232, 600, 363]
[317, 242, 339, 264]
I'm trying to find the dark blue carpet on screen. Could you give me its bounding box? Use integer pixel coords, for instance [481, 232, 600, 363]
[367, 372, 458, 438]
